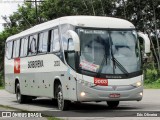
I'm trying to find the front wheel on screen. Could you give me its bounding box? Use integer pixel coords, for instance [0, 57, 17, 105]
[57, 84, 70, 111]
[16, 83, 26, 103]
[106, 101, 119, 108]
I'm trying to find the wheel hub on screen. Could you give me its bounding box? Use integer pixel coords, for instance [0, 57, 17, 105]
[16, 89, 20, 101]
[58, 91, 63, 109]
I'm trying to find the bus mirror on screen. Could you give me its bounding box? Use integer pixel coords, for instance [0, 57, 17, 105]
[138, 32, 150, 54]
[67, 30, 80, 52]
[67, 38, 74, 51]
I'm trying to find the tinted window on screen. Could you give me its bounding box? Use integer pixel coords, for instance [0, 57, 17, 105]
[38, 31, 48, 53]
[6, 41, 13, 59]
[20, 37, 28, 57]
[28, 35, 37, 55]
[50, 29, 60, 52]
[13, 40, 20, 58]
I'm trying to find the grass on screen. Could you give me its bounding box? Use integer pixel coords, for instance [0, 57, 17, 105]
[0, 104, 28, 111]
[144, 82, 160, 89]
[0, 86, 4, 89]
[47, 117, 63, 120]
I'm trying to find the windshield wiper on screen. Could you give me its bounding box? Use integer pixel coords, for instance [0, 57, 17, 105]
[111, 56, 128, 75]
[110, 42, 128, 75]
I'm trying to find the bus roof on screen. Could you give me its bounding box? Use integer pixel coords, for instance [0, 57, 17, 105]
[6, 16, 135, 42]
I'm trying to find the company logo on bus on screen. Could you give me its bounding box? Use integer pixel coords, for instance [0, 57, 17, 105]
[112, 86, 117, 90]
[94, 77, 108, 86]
[14, 58, 20, 74]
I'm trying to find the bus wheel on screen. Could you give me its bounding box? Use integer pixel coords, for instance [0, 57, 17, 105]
[57, 84, 70, 111]
[106, 101, 119, 108]
[16, 84, 25, 104]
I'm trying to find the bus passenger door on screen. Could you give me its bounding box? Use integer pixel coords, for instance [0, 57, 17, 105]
[64, 38, 79, 101]
[64, 55, 78, 100]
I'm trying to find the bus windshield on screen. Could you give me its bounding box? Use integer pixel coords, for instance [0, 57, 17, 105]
[78, 28, 141, 74]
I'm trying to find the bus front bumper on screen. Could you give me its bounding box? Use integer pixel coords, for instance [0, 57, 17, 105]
[77, 83, 143, 102]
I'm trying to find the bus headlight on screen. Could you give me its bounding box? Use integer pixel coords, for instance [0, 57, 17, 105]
[80, 92, 86, 97]
[139, 92, 143, 96]
[132, 81, 142, 87]
[136, 81, 142, 87]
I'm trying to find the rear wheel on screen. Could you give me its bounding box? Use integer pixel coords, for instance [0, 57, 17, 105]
[107, 101, 119, 108]
[16, 83, 26, 103]
[57, 84, 70, 111]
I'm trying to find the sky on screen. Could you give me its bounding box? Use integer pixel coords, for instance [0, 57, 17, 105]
[0, 0, 24, 32]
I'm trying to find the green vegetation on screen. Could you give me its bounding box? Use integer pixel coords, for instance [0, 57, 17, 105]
[144, 82, 160, 89]
[0, 86, 4, 89]
[0, 0, 160, 89]
[0, 104, 28, 111]
[47, 117, 63, 120]
[144, 64, 160, 88]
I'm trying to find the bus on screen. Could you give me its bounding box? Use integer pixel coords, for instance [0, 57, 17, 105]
[5, 16, 150, 110]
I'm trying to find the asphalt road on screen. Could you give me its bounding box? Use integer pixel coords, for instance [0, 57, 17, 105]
[0, 89, 160, 120]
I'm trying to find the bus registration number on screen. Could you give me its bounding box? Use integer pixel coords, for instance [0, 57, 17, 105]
[109, 93, 120, 98]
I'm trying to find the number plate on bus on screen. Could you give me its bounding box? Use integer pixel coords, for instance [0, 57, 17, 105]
[109, 93, 120, 98]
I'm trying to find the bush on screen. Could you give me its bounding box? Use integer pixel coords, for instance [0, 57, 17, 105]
[155, 78, 160, 83]
[145, 69, 158, 83]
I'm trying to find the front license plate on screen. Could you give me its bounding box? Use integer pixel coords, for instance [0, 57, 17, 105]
[109, 93, 120, 98]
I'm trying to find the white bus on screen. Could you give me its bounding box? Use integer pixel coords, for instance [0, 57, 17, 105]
[5, 16, 150, 110]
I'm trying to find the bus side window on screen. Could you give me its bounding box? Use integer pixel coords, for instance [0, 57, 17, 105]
[20, 37, 28, 57]
[13, 39, 20, 58]
[6, 41, 13, 59]
[38, 31, 48, 53]
[28, 35, 38, 55]
[50, 28, 60, 52]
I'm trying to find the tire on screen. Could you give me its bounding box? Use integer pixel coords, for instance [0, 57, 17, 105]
[16, 83, 26, 103]
[107, 101, 119, 108]
[57, 84, 70, 111]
